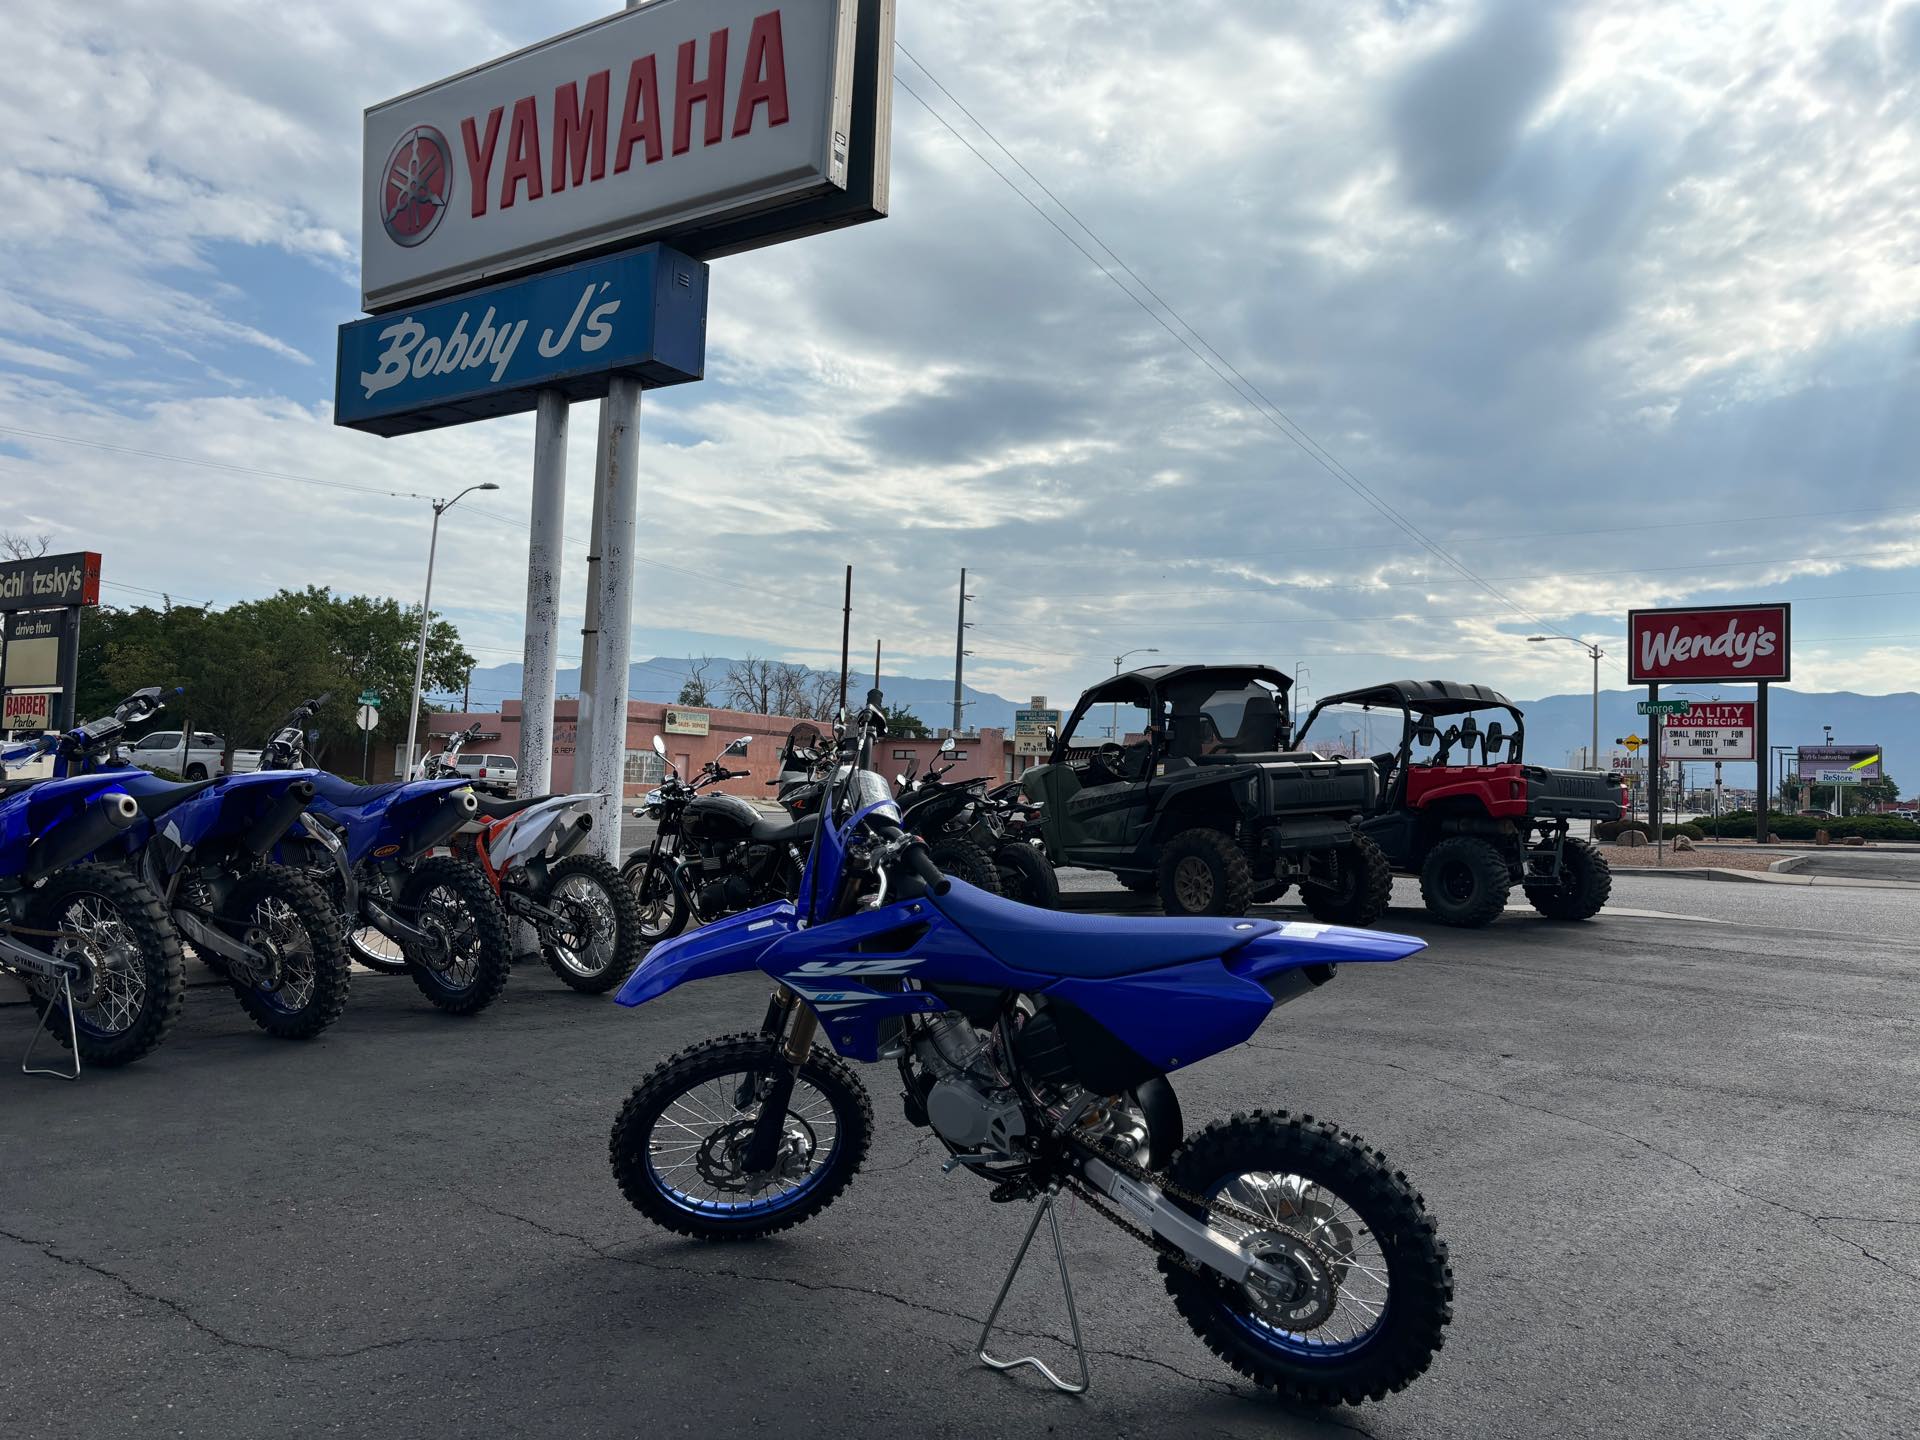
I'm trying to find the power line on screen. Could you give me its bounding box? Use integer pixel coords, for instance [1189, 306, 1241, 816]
[893, 48, 1588, 658]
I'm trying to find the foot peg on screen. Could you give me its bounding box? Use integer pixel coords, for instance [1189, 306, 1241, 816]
[977, 1192, 1089, 1396]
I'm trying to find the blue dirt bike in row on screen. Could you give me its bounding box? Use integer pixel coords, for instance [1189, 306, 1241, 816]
[0, 689, 351, 1073]
[609, 692, 1454, 1407]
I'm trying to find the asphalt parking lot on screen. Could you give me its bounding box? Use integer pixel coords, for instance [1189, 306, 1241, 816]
[3, 871, 1916, 1440]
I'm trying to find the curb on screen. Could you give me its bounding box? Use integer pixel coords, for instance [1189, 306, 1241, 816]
[1609, 865, 1920, 891]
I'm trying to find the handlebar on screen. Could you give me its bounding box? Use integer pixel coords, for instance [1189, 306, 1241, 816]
[871, 821, 950, 896]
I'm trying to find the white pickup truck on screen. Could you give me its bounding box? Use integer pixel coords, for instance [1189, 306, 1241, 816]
[120, 729, 230, 780]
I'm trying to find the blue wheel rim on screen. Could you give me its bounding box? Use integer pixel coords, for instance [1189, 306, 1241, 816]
[1206, 1173, 1390, 1358]
[643, 1068, 841, 1219]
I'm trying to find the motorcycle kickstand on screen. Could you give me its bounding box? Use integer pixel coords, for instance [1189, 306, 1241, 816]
[976, 1188, 1090, 1396]
[21, 973, 81, 1081]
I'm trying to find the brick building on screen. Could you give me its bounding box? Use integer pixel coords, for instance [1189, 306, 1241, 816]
[417, 697, 1015, 798]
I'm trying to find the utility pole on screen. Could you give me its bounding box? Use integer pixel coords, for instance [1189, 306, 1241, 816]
[463, 665, 471, 712]
[952, 568, 972, 736]
[874, 637, 882, 699]
[838, 565, 852, 714]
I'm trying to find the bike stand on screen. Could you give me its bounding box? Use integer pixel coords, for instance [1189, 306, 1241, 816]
[20, 974, 80, 1081]
[976, 1191, 1090, 1396]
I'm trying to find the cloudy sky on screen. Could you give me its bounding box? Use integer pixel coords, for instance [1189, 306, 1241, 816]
[3, 0, 1917, 715]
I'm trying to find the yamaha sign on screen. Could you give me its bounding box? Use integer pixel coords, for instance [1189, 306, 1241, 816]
[360, 0, 891, 312]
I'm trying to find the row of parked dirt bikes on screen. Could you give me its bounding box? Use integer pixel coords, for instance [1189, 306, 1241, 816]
[0, 690, 640, 1075]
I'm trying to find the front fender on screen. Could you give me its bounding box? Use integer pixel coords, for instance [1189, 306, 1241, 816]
[615, 899, 799, 1007]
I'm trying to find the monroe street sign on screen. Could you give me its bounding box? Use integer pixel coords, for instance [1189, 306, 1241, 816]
[1637, 700, 1692, 717]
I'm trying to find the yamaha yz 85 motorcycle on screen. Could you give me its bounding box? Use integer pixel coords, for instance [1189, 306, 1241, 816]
[609, 694, 1452, 1405]
[264, 699, 510, 1015]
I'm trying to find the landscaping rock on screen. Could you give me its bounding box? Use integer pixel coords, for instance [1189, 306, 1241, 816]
[1840, 835, 1867, 847]
[1673, 835, 1695, 851]
[1617, 830, 1647, 848]
[1815, 829, 1831, 845]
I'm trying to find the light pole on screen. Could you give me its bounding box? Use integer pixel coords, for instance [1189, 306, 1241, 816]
[1529, 635, 1606, 836]
[1527, 635, 1604, 769]
[1111, 647, 1159, 738]
[400, 482, 499, 781]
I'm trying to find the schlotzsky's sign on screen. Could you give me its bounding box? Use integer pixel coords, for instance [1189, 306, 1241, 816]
[362, 0, 885, 312]
[0, 551, 101, 613]
[1658, 702, 1756, 761]
[1627, 604, 1791, 684]
[336, 245, 708, 435]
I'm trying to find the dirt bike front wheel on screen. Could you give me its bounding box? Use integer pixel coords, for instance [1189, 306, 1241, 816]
[1160, 1110, 1453, 1406]
[610, 1033, 873, 1241]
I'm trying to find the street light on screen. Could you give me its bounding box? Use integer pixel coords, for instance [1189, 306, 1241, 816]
[1529, 635, 1606, 836]
[400, 482, 500, 781]
[1527, 635, 1605, 769]
[1111, 647, 1159, 738]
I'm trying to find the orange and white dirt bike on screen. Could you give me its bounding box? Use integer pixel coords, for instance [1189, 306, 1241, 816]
[459, 791, 644, 993]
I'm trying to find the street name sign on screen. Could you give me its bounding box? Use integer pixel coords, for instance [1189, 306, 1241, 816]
[1637, 700, 1693, 717]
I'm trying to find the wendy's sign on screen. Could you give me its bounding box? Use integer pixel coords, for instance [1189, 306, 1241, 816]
[1627, 604, 1791, 684]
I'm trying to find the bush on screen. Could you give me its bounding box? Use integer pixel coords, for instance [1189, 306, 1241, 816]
[1707, 811, 1919, 842]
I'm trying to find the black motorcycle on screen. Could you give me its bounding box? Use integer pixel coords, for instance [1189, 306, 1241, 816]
[894, 738, 1058, 906]
[621, 735, 813, 942]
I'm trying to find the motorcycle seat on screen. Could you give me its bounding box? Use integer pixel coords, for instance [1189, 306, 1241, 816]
[473, 793, 551, 820]
[932, 879, 1279, 979]
[130, 778, 218, 817]
[750, 813, 813, 845]
[308, 774, 406, 806]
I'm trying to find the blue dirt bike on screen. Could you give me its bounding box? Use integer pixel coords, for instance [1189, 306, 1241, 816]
[0, 695, 189, 1072]
[609, 693, 1454, 1407]
[262, 698, 510, 1015]
[6, 688, 354, 1049]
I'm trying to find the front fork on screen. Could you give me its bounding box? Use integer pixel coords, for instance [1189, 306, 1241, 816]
[743, 984, 818, 1172]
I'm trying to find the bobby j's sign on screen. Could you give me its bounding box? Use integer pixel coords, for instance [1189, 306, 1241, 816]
[336, 246, 708, 435]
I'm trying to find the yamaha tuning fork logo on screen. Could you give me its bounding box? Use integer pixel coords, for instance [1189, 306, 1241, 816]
[381, 126, 453, 247]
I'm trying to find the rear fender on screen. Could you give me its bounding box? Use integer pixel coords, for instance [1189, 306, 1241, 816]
[615, 899, 799, 1007]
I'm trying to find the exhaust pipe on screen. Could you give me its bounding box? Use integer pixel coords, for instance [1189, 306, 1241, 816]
[403, 787, 480, 860]
[26, 792, 140, 882]
[243, 779, 316, 857]
[550, 811, 594, 860]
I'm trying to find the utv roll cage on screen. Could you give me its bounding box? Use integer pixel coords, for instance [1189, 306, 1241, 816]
[1296, 680, 1526, 777]
[1050, 664, 1297, 766]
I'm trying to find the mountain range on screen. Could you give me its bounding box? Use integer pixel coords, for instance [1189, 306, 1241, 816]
[447, 659, 1916, 794]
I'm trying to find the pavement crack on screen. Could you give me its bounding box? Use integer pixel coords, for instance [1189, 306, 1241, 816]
[0, 1225, 556, 1363]
[1269, 1052, 1920, 1291]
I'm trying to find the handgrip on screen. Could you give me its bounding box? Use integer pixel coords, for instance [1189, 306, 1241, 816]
[902, 839, 950, 896]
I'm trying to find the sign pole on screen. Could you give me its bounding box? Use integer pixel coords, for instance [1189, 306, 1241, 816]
[519, 389, 569, 799]
[577, 400, 612, 760]
[58, 606, 81, 731]
[582, 375, 643, 864]
[838, 565, 853, 714]
[1648, 683, 1663, 859]
[1755, 682, 1770, 843]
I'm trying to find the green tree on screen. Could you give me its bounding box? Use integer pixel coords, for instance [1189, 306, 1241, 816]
[74, 587, 473, 773]
[884, 704, 929, 738]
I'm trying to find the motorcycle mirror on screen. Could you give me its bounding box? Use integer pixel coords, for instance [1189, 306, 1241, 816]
[725, 736, 750, 756]
[1045, 725, 1058, 748]
[940, 736, 957, 754]
[896, 773, 908, 787]
[651, 734, 667, 758]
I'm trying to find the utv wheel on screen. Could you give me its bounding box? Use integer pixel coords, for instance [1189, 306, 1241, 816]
[929, 838, 1002, 894]
[1524, 837, 1612, 921]
[1418, 837, 1511, 928]
[1157, 829, 1253, 917]
[1300, 835, 1392, 927]
[994, 842, 1059, 908]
